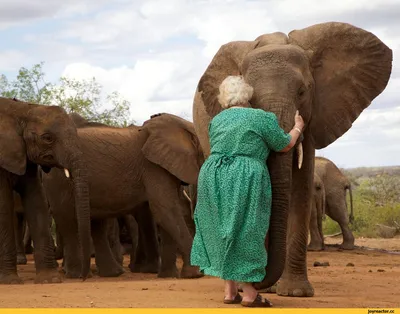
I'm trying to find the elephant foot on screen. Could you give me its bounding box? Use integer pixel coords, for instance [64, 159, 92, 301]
[34, 269, 62, 284]
[65, 268, 84, 279]
[0, 273, 23, 284]
[339, 242, 355, 250]
[180, 265, 204, 279]
[307, 244, 324, 251]
[257, 283, 277, 294]
[276, 278, 314, 297]
[158, 267, 179, 278]
[98, 265, 125, 277]
[129, 262, 159, 274]
[17, 254, 28, 265]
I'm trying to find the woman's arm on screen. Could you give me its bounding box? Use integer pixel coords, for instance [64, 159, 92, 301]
[279, 111, 304, 153]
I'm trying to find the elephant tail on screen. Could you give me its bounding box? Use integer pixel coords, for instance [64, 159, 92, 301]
[348, 184, 354, 224]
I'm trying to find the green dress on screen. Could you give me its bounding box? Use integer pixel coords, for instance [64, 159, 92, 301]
[190, 107, 291, 282]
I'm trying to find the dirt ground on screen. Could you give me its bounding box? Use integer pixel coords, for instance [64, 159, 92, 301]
[0, 236, 399, 308]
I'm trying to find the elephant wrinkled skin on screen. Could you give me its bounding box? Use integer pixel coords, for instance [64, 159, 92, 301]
[308, 173, 326, 251]
[42, 113, 203, 279]
[0, 97, 91, 284]
[310, 157, 355, 250]
[192, 22, 392, 297]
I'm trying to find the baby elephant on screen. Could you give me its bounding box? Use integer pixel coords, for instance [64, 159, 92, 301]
[308, 157, 355, 251]
[42, 112, 204, 279]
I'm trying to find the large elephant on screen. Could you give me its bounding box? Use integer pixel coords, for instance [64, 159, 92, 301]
[312, 156, 355, 250]
[192, 22, 392, 296]
[308, 173, 326, 251]
[42, 112, 203, 279]
[0, 97, 91, 284]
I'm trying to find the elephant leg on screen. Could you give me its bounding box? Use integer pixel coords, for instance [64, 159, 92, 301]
[16, 167, 61, 284]
[121, 214, 139, 270]
[144, 166, 202, 279]
[0, 175, 22, 284]
[130, 204, 159, 273]
[14, 212, 27, 265]
[23, 223, 33, 254]
[107, 218, 124, 267]
[307, 203, 323, 251]
[327, 205, 355, 250]
[52, 211, 83, 278]
[54, 227, 64, 260]
[91, 219, 124, 277]
[158, 227, 179, 278]
[276, 138, 315, 297]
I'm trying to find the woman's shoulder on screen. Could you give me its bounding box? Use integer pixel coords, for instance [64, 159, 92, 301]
[249, 108, 278, 120]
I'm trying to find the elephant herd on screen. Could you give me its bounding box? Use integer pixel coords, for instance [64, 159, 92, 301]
[0, 22, 392, 300]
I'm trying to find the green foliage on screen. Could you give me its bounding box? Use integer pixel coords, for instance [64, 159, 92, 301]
[0, 62, 134, 127]
[323, 172, 400, 238]
[51, 77, 133, 127]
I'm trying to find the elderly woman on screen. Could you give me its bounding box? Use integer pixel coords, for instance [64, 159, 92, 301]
[190, 75, 304, 307]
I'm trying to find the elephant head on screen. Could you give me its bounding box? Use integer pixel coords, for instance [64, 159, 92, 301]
[193, 22, 392, 287]
[0, 97, 91, 279]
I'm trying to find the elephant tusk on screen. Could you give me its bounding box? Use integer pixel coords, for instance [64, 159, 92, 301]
[296, 142, 303, 169]
[183, 189, 195, 220]
[183, 189, 191, 203]
[64, 168, 70, 178]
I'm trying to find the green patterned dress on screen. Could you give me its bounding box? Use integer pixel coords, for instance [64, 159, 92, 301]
[190, 107, 291, 282]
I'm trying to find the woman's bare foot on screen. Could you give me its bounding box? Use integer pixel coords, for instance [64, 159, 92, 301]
[224, 280, 239, 301]
[241, 283, 272, 307]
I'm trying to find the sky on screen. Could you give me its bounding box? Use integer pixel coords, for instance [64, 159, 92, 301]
[0, 0, 399, 168]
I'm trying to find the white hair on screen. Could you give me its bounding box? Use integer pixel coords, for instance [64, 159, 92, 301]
[217, 75, 254, 109]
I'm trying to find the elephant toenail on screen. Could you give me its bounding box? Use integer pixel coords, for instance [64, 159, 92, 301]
[293, 289, 304, 297]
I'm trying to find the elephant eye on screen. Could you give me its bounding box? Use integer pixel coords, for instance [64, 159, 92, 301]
[41, 133, 54, 143]
[298, 86, 306, 97]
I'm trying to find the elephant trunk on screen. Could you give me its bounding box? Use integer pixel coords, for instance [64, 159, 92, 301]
[66, 153, 91, 280]
[255, 152, 293, 289]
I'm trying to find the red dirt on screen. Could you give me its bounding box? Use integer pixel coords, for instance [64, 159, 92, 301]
[0, 237, 399, 308]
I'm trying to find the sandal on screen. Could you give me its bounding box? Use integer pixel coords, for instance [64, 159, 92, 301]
[223, 294, 243, 304]
[241, 293, 273, 308]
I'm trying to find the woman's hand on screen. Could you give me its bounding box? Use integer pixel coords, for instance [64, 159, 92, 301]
[294, 110, 304, 131]
[279, 110, 304, 153]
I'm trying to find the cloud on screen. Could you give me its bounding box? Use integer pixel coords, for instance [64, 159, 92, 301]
[1, 0, 399, 167]
[317, 106, 400, 168]
[0, 50, 27, 72]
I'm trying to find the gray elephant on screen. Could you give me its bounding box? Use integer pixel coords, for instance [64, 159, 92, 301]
[192, 22, 392, 296]
[310, 156, 355, 250]
[41, 112, 203, 279]
[308, 173, 326, 251]
[0, 97, 91, 284]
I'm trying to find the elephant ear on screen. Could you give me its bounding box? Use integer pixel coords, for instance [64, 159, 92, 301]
[0, 115, 27, 175]
[288, 22, 392, 149]
[140, 113, 203, 185]
[197, 40, 260, 118]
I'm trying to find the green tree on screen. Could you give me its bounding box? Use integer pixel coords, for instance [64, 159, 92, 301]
[0, 62, 53, 104]
[1, 62, 133, 127]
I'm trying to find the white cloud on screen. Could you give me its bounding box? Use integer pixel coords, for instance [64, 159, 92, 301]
[0, 50, 27, 72]
[2, 0, 400, 167]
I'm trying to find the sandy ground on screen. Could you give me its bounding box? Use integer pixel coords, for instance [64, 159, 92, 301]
[0, 236, 399, 308]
